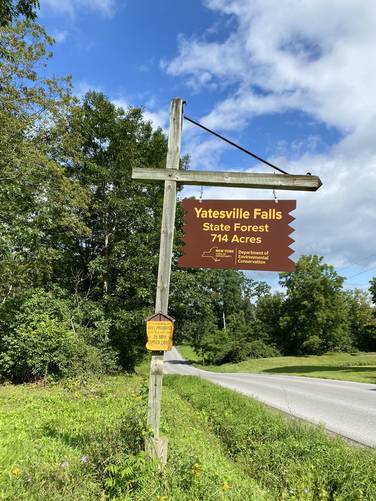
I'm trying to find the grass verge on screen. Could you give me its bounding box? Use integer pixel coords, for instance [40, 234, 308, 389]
[0, 375, 147, 499]
[0, 375, 266, 500]
[166, 375, 376, 500]
[177, 346, 376, 384]
[2, 372, 375, 499]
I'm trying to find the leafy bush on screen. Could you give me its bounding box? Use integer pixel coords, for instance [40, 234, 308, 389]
[0, 288, 118, 382]
[301, 335, 324, 355]
[197, 332, 280, 364]
[110, 308, 150, 371]
[221, 339, 280, 363]
[197, 329, 232, 364]
[0, 318, 104, 382]
[244, 339, 280, 359]
[360, 322, 376, 351]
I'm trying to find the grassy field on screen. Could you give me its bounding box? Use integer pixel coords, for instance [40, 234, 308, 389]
[0, 375, 146, 499]
[0, 374, 266, 500]
[2, 373, 376, 499]
[177, 345, 376, 384]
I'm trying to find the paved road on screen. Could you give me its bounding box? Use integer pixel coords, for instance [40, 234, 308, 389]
[164, 347, 376, 447]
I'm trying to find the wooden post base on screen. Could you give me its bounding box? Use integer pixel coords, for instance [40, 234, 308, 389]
[145, 436, 168, 465]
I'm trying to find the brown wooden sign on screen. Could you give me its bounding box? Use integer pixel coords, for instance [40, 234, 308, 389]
[178, 199, 296, 272]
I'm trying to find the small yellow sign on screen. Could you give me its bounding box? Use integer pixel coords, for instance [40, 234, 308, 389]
[146, 320, 174, 351]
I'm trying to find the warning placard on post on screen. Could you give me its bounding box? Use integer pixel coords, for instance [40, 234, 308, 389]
[146, 313, 174, 351]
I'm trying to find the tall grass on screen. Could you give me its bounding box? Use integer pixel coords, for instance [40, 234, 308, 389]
[2, 373, 375, 499]
[0, 375, 266, 500]
[166, 375, 376, 500]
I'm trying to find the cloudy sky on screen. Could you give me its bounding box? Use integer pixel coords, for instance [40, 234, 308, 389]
[40, 0, 376, 291]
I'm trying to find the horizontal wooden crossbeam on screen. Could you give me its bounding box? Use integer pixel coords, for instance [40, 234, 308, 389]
[132, 168, 322, 192]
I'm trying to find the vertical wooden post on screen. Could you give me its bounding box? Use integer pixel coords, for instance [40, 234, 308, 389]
[146, 98, 184, 463]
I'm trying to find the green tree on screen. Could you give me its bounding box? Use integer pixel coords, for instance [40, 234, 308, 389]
[192, 269, 267, 328]
[0, 21, 89, 303]
[279, 255, 351, 354]
[254, 292, 285, 347]
[68, 91, 170, 369]
[344, 289, 376, 351]
[171, 267, 271, 363]
[169, 269, 217, 347]
[0, 22, 108, 381]
[0, 0, 39, 26]
[370, 277, 376, 307]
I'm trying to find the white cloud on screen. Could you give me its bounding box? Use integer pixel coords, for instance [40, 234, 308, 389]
[42, 0, 117, 17]
[53, 30, 69, 43]
[165, 0, 376, 133]
[112, 98, 168, 131]
[183, 136, 227, 171]
[143, 109, 169, 131]
[75, 81, 103, 99]
[111, 97, 129, 111]
[166, 1, 376, 283]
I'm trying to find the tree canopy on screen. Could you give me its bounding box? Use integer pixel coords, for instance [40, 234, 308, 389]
[0, 21, 89, 303]
[278, 255, 351, 354]
[0, 0, 39, 25]
[370, 277, 376, 307]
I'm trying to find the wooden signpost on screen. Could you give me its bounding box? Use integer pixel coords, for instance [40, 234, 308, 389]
[132, 97, 322, 464]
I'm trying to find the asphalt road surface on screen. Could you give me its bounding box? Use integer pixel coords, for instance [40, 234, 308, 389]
[164, 347, 376, 447]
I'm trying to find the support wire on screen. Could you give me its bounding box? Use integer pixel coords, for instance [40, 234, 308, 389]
[184, 115, 290, 175]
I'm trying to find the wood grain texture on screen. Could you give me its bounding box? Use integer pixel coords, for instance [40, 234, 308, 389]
[155, 99, 184, 314]
[146, 98, 184, 463]
[132, 168, 322, 191]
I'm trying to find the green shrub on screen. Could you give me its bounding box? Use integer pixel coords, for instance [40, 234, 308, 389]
[110, 308, 150, 371]
[357, 322, 376, 351]
[198, 329, 232, 364]
[0, 318, 104, 382]
[245, 339, 280, 359]
[198, 333, 280, 364]
[301, 335, 324, 355]
[0, 288, 118, 382]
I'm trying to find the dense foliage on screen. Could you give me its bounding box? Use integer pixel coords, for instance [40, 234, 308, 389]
[370, 277, 376, 307]
[0, 20, 375, 381]
[187, 256, 375, 364]
[0, 0, 39, 26]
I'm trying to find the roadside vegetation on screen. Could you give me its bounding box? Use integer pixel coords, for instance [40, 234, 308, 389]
[177, 346, 376, 384]
[167, 377, 376, 501]
[0, 374, 265, 500]
[2, 374, 376, 500]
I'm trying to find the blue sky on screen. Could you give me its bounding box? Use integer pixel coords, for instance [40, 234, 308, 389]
[39, 0, 376, 292]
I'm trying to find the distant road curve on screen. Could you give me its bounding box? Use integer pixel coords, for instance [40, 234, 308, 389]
[164, 347, 376, 447]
